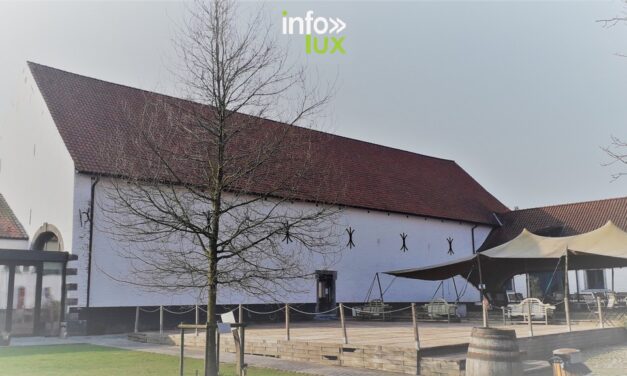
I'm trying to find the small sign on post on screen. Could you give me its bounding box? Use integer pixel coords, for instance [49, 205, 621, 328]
[217, 322, 231, 334]
[221, 311, 244, 376]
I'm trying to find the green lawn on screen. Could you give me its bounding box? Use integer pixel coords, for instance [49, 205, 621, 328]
[0, 344, 302, 376]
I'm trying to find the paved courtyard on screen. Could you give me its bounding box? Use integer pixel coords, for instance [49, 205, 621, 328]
[11, 327, 627, 375]
[582, 344, 627, 376]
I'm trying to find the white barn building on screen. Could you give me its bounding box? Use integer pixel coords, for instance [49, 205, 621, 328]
[1, 62, 625, 334]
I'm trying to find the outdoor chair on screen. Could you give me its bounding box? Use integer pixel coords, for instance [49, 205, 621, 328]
[581, 292, 602, 322]
[425, 298, 458, 323]
[602, 292, 624, 326]
[507, 298, 555, 325]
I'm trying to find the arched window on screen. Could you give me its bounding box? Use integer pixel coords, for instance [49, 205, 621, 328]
[31, 224, 64, 251]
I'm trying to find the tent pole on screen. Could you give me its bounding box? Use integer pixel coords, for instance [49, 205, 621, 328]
[477, 255, 487, 328]
[575, 270, 580, 302]
[564, 251, 571, 332]
[375, 272, 384, 302]
[526, 273, 531, 298]
[612, 268, 615, 292]
[452, 277, 460, 302]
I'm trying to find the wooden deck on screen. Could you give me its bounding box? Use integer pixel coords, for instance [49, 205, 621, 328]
[239, 319, 600, 348]
[128, 319, 618, 375]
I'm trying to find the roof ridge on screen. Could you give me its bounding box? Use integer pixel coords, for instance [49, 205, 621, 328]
[26, 61, 456, 164]
[515, 195, 627, 213]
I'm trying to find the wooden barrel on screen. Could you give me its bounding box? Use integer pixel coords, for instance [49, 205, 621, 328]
[466, 327, 523, 376]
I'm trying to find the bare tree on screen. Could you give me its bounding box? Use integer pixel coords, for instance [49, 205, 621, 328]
[597, 1, 627, 29]
[602, 136, 627, 181]
[598, 4, 627, 178]
[99, 1, 342, 375]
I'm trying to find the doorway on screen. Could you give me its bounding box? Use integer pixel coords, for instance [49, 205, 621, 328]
[315, 271, 336, 313]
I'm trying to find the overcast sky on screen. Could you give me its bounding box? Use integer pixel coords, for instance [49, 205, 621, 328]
[1, 0, 627, 210]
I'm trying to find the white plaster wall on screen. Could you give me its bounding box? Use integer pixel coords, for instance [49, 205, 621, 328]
[0, 65, 76, 252]
[0, 238, 29, 249]
[71, 173, 95, 307]
[83, 176, 492, 307]
[331, 208, 490, 304]
[604, 268, 627, 292]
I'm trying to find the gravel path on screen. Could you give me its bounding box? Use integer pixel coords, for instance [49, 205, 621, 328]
[582, 344, 627, 376]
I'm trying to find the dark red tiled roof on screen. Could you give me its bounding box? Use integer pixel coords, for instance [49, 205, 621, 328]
[0, 194, 28, 240]
[28, 62, 509, 225]
[480, 196, 627, 250]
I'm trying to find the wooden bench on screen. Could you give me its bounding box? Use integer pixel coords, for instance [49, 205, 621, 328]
[352, 299, 392, 320]
[507, 298, 555, 325]
[425, 298, 458, 323]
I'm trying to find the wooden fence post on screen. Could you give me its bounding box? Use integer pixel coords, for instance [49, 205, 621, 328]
[411, 303, 420, 350]
[339, 303, 348, 344]
[134, 306, 139, 333]
[238, 303, 244, 376]
[597, 296, 604, 328]
[285, 304, 290, 341]
[239, 326, 245, 376]
[564, 297, 571, 332]
[216, 329, 220, 375]
[502, 306, 506, 326]
[159, 305, 164, 335]
[482, 296, 489, 328]
[179, 324, 185, 376]
[527, 301, 533, 337]
[195, 305, 199, 336]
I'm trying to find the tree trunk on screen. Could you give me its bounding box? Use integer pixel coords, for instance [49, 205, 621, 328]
[205, 265, 218, 376]
[206, 176, 222, 376]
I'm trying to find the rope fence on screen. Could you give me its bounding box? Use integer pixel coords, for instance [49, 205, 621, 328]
[132, 296, 622, 344]
[241, 306, 285, 315]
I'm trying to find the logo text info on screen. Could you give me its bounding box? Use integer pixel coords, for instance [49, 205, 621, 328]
[282, 10, 346, 55]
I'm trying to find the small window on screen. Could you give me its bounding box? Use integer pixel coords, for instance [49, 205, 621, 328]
[503, 278, 514, 292]
[585, 270, 606, 290]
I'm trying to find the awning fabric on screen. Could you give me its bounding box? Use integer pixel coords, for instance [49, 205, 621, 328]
[385, 221, 627, 289]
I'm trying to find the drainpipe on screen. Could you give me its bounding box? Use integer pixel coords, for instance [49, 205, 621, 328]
[86, 176, 100, 308]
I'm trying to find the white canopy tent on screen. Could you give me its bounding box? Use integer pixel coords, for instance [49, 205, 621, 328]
[387, 221, 627, 302]
[386, 221, 627, 327]
[482, 221, 627, 260]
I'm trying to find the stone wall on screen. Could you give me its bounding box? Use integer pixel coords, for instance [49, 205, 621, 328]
[128, 327, 627, 376]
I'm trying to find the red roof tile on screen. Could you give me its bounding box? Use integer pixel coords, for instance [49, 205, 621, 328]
[28, 62, 508, 225]
[0, 194, 28, 240]
[480, 196, 627, 250]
